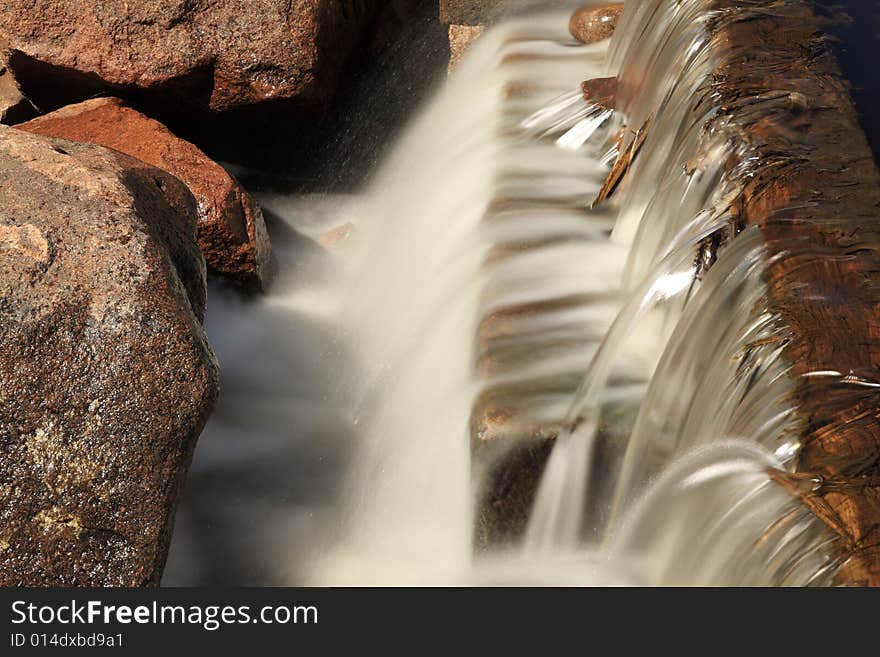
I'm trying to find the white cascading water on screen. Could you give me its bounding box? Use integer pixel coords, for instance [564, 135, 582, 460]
[304, 1, 840, 585]
[166, 2, 842, 585]
[305, 9, 617, 583]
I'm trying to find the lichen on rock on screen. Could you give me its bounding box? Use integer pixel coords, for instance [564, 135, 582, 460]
[0, 126, 219, 586]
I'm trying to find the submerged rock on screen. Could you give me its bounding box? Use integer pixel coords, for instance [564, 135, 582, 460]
[448, 24, 486, 72]
[0, 0, 377, 114]
[581, 76, 618, 111]
[569, 4, 624, 44]
[19, 98, 272, 289]
[318, 222, 356, 250]
[0, 126, 219, 586]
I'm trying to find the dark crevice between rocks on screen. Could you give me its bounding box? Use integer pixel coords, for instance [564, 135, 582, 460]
[6, 3, 450, 192]
[7, 50, 111, 112]
[8, 48, 218, 127]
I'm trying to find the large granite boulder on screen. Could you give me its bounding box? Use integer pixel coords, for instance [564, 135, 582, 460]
[0, 126, 220, 586]
[0, 0, 378, 114]
[19, 98, 272, 289]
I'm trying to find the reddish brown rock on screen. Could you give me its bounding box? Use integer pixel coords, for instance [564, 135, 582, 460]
[0, 1, 378, 114]
[0, 126, 219, 586]
[0, 46, 36, 124]
[19, 98, 272, 288]
[581, 76, 618, 111]
[569, 4, 624, 44]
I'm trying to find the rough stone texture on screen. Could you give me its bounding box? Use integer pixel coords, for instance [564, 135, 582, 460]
[18, 98, 272, 288]
[440, 0, 573, 26]
[440, 0, 504, 25]
[0, 0, 378, 114]
[569, 4, 624, 44]
[448, 24, 485, 72]
[0, 126, 219, 586]
[0, 46, 36, 124]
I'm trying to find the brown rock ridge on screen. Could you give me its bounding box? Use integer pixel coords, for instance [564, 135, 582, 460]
[588, 1, 880, 584]
[18, 98, 272, 289]
[0, 126, 219, 586]
[0, 1, 377, 114]
[693, 1, 880, 586]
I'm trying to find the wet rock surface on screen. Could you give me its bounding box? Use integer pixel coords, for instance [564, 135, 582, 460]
[19, 98, 272, 289]
[694, 1, 880, 585]
[0, 0, 377, 115]
[0, 126, 219, 586]
[569, 4, 624, 44]
[581, 76, 618, 111]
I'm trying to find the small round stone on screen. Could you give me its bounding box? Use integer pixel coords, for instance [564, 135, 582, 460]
[569, 3, 625, 44]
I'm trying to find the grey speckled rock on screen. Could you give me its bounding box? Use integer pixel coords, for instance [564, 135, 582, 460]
[0, 126, 219, 586]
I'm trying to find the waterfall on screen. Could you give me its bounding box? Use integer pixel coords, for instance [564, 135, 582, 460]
[309, 9, 622, 584]
[522, 1, 836, 583]
[270, 2, 841, 585]
[308, 0, 835, 584]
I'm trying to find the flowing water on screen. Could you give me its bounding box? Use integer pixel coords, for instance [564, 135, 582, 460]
[167, 2, 844, 585]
